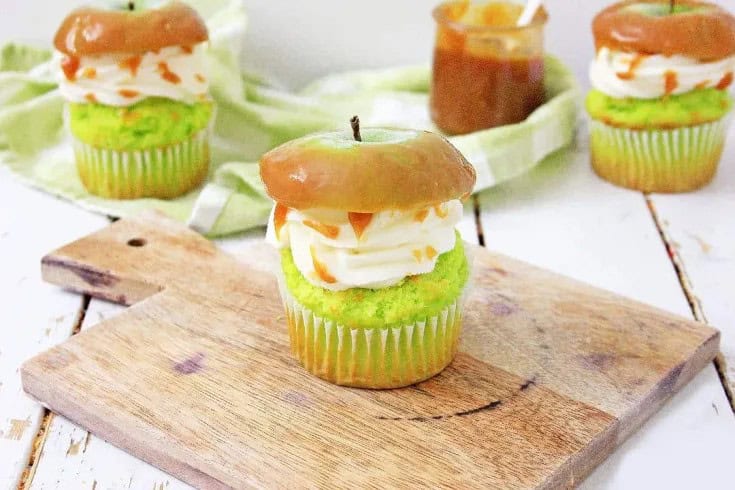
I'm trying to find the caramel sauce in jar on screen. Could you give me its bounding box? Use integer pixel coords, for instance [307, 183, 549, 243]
[430, 1, 547, 135]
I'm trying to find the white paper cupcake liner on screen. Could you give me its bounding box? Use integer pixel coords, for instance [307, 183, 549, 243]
[276, 270, 468, 389]
[589, 116, 731, 192]
[72, 129, 210, 199]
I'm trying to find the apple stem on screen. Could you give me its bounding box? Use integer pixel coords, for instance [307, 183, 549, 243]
[670, 0, 674, 13]
[350, 115, 362, 142]
[128, 1, 135, 11]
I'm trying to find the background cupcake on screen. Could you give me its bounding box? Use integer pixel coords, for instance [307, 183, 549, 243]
[260, 122, 476, 388]
[586, 0, 735, 192]
[54, 1, 213, 199]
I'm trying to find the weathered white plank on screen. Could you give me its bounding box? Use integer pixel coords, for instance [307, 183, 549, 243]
[0, 167, 106, 489]
[28, 206, 481, 488]
[28, 300, 194, 490]
[647, 124, 735, 398]
[584, 367, 735, 489]
[477, 147, 735, 488]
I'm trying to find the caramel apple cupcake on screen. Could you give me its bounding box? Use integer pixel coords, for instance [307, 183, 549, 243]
[587, 0, 735, 192]
[260, 120, 476, 388]
[54, 1, 213, 199]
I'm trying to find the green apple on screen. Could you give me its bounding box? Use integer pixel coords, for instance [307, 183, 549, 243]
[623, 2, 705, 17]
[259, 125, 476, 212]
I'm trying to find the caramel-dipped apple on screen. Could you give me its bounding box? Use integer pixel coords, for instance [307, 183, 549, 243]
[261, 118, 476, 388]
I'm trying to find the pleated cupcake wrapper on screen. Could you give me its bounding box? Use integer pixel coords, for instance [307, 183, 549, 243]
[589, 116, 731, 193]
[276, 274, 467, 389]
[72, 130, 210, 199]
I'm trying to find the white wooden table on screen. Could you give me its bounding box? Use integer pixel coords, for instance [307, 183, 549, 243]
[2, 1, 735, 488]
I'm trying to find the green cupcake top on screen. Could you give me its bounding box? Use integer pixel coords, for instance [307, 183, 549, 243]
[586, 88, 733, 130]
[281, 234, 470, 330]
[68, 97, 213, 150]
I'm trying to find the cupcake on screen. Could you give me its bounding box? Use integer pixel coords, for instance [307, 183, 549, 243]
[54, 1, 213, 199]
[587, 0, 735, 192]
[260, 120, 476, 388]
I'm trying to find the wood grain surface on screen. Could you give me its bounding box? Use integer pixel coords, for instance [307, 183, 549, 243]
[21, 211, 719, 489]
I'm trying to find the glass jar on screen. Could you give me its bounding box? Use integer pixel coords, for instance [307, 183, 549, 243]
[430, 1, 548, 136]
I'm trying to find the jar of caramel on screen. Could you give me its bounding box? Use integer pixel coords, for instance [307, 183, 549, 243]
[430, 1, 548, 135]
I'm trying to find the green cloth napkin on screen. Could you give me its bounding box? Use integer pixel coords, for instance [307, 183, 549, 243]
[0, 0, 578, 237]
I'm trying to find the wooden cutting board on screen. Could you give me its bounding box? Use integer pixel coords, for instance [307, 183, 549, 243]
[21, 211, 718, 489]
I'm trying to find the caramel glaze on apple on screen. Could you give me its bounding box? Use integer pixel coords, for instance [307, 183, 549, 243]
[54, 1, 208, 56]
[260, 131, 475, 213]
[593, 0, 735, 61]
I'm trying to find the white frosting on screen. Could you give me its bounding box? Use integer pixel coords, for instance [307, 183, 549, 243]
[266, 200, 463, 291]
[57, 43, 209, 106]
[590, 47, 735, 99]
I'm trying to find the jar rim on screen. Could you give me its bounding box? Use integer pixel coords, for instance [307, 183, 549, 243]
[432, 2, 549, 33]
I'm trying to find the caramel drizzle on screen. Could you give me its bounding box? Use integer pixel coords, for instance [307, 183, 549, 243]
[664, 70, 678, 96]
[81, 67, 96, 79]
[433, 204, 448, 218]
[347, 212, 373, 239]
[195, 73, 206, 83]
[181, 45, 193, 54]
[414, 208, 429, 222]
[414, 246, 439, 263]
[118, 89, 140, 98]
[615, 54, 647, 81]
[118, 55, 142, 77]
[61, 56, 80, 81]
[310, 246, 336, 284]
[716, 72, 733, 90]
[273, 203, 289, 240]
[695, 80, 711, 90]
[303, 220, 340, 239]
[84, 93, 98, 103]
[157, 62, 181, 84]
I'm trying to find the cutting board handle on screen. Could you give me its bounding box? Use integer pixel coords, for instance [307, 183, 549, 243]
[40, 211, 224, 305]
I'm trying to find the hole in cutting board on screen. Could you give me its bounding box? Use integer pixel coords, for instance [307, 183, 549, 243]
[127, 238, 146, 247]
